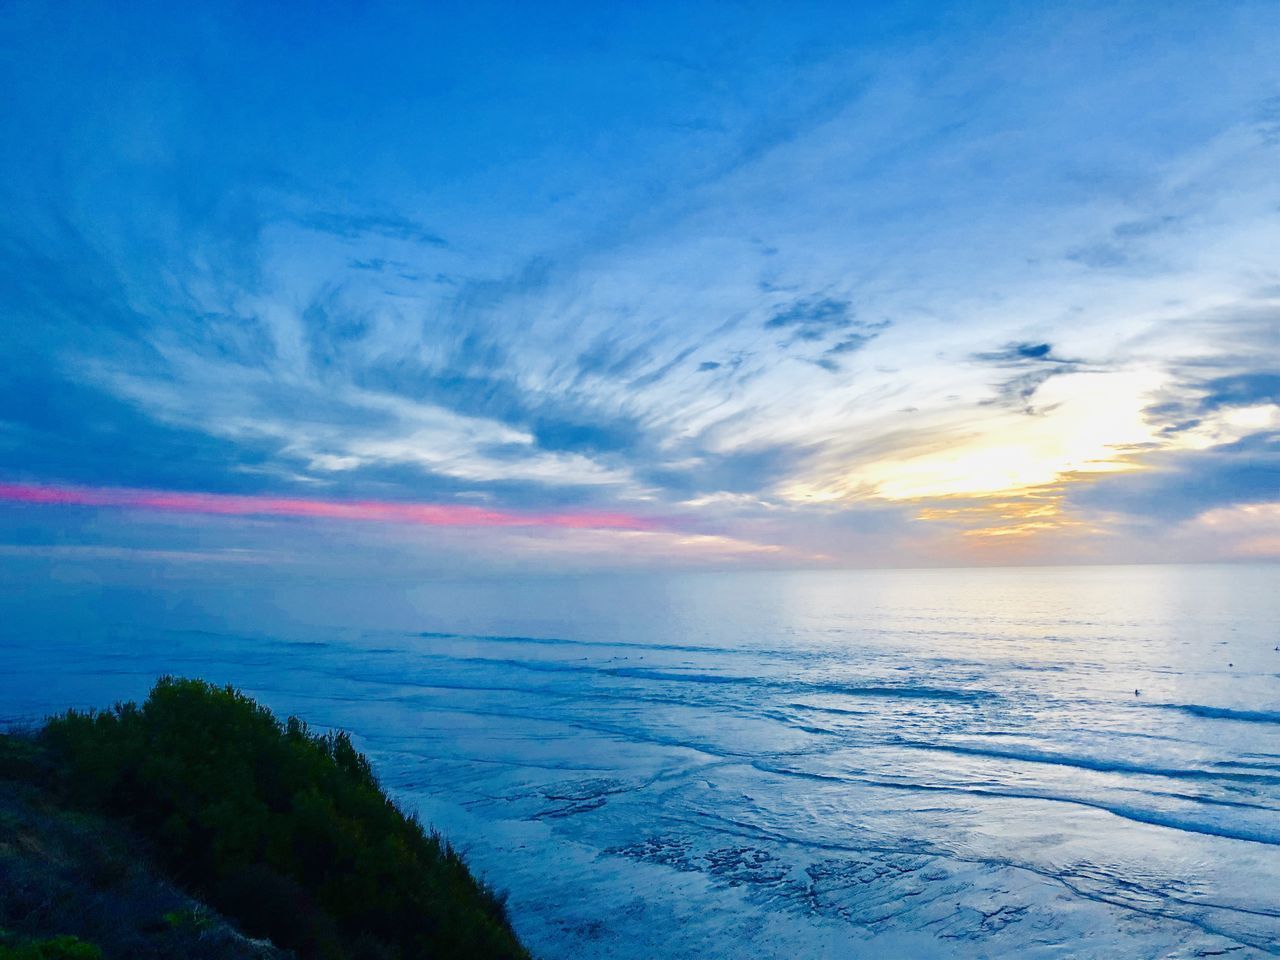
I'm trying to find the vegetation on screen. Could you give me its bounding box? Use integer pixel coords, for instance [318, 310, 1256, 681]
[4, 677, 528, 960]
[0, 731, 286, 960]
[0, 935, 103, 960]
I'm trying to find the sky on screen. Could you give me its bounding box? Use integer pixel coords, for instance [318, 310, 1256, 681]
[1, 0, 1278, 577]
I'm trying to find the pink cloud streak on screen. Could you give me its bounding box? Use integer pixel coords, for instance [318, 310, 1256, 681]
[0, 482, 657, 531]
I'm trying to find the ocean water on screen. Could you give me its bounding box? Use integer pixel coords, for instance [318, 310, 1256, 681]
[2, 564, 1278, 958]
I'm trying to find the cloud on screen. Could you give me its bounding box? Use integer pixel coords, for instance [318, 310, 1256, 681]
[1198, 372, 1280, 411]
[763, 297, 888, 371]
[0, 481, 658, 531]
[813, 333, 878, 372]
[294, 211, 448, 246]
[1112, 215, 1181, 239]
[1065, 242, 1129, 269]
[971, 342, 1085, 413]
[1068, 430, 1280, 524]
[1255, 94, 1280, 145]
[764, 296, 855, 340]
[530, 415, 643, 457]
[1, 0, 1278, 568]
[973, 342, 1079, 366]
[641, 441, 816, 499]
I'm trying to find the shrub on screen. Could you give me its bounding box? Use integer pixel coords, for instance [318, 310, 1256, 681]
[0, 935, 103, 960]
[41, 677, 528, 960]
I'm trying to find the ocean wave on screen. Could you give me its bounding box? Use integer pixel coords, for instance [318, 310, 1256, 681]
[417, 630, 788, 660]
[752, 762, 1280, 847]
[1160, 704, 1280, 725]
[422, 653, 998, 703]
[895, 740, 1280, 784]
[807, 683, 995, 702]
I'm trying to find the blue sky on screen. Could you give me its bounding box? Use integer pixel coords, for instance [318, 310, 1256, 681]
[1, 0, 1278, 572]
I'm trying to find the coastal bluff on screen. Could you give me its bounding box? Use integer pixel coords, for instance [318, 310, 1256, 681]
[0, 677, 529, 960]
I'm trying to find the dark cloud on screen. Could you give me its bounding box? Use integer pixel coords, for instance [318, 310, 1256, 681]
[972, 341, 1082, 413]
[1069, 431, 1280, 523]
[1065, 242, 1128, 269]
[295, 211, 448, 247]
[1255, 94, 1280, 145]
[695, 353, 752, 378]
[530, 416, 642, 457]
[348, 257, 408, 272]
[812, 333, 876, 372]
[1112, 215, 1180, 239]
[983, 369, 1062, 412]
[765, 297, 888, 371]
[830, 332, 875, 354]
[765, 296, 854, 340]
[1014, 342, 1050, 360]
[973, 341, 1079, 365]
[1143, 369, 1280, 432]
[1198, 372, 1280, 411]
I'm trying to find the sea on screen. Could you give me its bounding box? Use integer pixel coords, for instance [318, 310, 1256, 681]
[2, 563, 1278, 958]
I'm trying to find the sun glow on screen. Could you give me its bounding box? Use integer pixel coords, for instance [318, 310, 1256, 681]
[786, 370, 1163, 505]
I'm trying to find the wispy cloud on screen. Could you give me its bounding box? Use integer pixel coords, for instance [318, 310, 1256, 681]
[0, 482, 658, 531]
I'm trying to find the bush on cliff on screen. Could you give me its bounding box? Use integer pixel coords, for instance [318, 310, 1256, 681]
[39, 677, 528, 960]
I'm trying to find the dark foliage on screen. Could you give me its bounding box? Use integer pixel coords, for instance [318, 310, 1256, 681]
[0, 935, 103, 960]
[37, 678, 529, 960]
[0, 740, 286, 960]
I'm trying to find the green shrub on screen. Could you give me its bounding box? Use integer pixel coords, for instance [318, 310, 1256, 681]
[0, 935, 103, 960]
[41, 677, 528, 960]
[162, 907, 216, 933]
